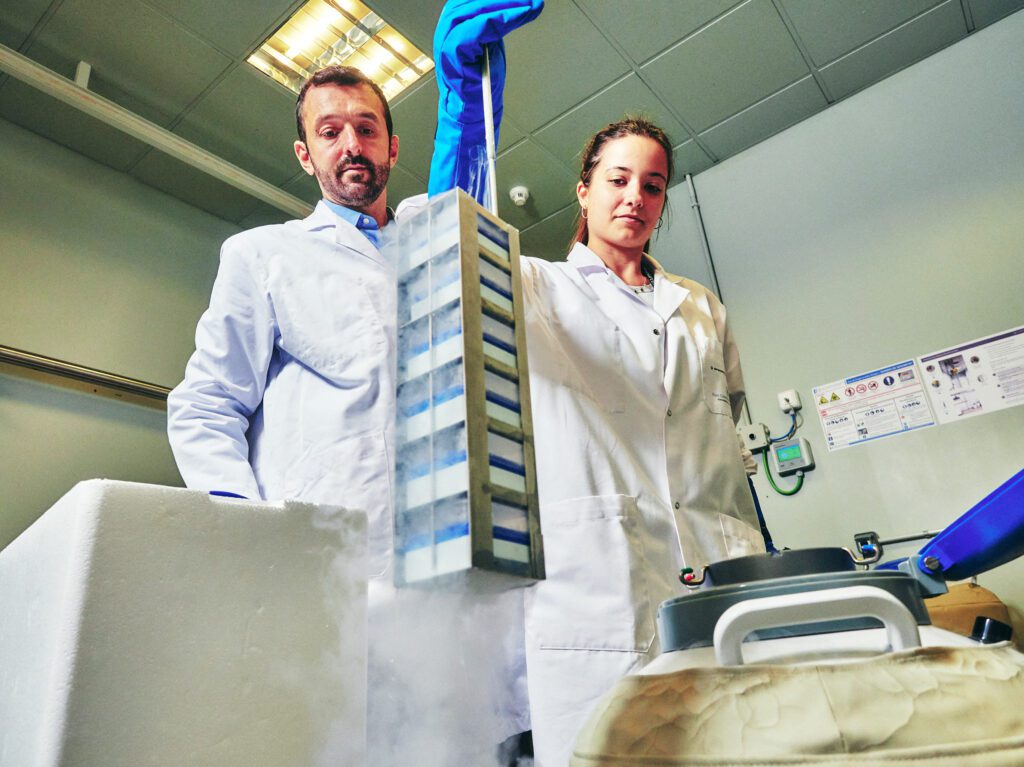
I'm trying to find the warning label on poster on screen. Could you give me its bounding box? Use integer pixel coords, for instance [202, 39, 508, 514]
[812, 360, 935, 452]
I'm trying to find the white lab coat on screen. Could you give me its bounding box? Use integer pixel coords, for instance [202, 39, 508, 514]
[167, 201, 397, 574]
[520, 244, 765, 766]
[167, 202, 530, 746]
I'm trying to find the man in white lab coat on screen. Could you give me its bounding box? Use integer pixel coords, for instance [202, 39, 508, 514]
[167, 65, 400, 574]
[167, 66, 530, 763]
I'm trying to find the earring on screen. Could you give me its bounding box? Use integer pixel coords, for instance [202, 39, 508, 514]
[581, 207, 588, 219]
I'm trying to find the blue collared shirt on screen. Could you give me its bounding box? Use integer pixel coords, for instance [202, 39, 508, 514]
[322, 199, 382, 247]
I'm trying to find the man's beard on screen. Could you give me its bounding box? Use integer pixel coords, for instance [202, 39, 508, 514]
[314, 153, 390, 208]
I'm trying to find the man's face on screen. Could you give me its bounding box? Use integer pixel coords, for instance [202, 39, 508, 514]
[294, 83, 399, 211]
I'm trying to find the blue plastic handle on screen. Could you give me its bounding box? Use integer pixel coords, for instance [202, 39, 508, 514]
[917, 467, 1024, 580]
[209, 490, 247, 499]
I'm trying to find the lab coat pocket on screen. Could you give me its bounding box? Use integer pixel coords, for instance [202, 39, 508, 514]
[276, 271, 384, 381]
[550, 316, 627, 414]
[533, 495, 655, 652]
[284, 430, 392, 577]
[698, 339, 732, 416]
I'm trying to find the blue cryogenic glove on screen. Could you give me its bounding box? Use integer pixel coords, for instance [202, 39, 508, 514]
[428, 0, 544, 203]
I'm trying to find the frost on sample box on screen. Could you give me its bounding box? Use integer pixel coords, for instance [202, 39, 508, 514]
[384, 189, 544, 588]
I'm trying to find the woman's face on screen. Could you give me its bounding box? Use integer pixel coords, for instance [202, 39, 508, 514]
[577, 135, 668, 258]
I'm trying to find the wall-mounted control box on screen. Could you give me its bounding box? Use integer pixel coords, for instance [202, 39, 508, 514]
[737, 422, 770, 453]
[771, 437, 815, 476]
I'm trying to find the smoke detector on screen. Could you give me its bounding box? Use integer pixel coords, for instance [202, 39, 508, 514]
[509, 185, 530, 207]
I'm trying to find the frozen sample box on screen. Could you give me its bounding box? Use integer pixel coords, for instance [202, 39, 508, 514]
[385, 189, 545, 587]
[0, 480, 367, 767]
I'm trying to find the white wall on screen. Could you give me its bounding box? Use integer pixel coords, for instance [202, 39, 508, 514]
[0, 117, 237, 549]
[651, 182, 716, 293]
[655, 11, 1024, 613]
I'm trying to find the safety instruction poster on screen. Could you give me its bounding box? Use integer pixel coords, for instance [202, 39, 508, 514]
[812, 360, 936, 452]
[918, 325, 1024, 424]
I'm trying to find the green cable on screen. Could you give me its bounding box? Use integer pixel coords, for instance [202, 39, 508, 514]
[762, 449, 804, 496]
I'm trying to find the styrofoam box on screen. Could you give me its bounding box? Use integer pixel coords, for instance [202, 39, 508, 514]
[0, 480, 368, 767]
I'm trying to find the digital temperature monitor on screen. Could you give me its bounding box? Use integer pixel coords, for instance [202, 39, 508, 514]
[771, 437, 815, 476]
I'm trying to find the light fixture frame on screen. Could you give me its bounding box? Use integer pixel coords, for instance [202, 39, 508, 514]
[247, 0, 434, 100]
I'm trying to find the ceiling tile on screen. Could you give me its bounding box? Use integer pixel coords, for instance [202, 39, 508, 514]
[143, 0, 299, 58]
[493, 139, 578, 231]
[818, 0, 967, 100]
[532, 73, 692, 170]
[519, 203, 578, 262]
[0, 0, 51, 50]
[779, 0, 945, 66]
[699, 75, 826, 158]
[389, 157, 424, 187]
[503, 1, 629, 132]
[966, 0, 1024, 28]
[131, 149, 262, 223]
[365, 0, 443, 55]
[579, 0, 738, 64]
[23, 0, 231, 126]
[390, 76, 438, 182]
[497, 114, 527, 153]
[173, 66, 298, 184]
[641, 0, 809, 132]
[0, 78, 150, 172]
[673, 139, 715, 176]
[386, 163, 428, 209]
[3, 0, 1005, 223]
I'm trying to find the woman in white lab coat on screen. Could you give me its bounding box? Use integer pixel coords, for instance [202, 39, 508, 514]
[520, 117, 765, 765]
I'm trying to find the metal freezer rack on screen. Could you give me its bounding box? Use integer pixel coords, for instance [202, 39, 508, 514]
[387, 189, 544, 588]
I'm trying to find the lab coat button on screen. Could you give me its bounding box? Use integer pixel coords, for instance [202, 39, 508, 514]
[667, 409, 673, 417]
[674, 502, 680, 509]
[653, 328, 660, 335]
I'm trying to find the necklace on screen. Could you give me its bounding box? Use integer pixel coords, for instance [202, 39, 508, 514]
[631, 260, 655, 294]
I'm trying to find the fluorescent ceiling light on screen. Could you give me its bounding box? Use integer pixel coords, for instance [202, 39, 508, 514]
[248, 0, 433, 100]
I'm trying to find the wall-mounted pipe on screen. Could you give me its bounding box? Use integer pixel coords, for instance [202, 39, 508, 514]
[685, 173, 754, 425]
[0, 344, 169, 410]
[0, 43, 313, 220]
[685, 173, 724, 303]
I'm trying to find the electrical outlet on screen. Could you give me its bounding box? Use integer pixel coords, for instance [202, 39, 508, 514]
[777, 389, 802, 414]
[737, 422, 769, 453]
